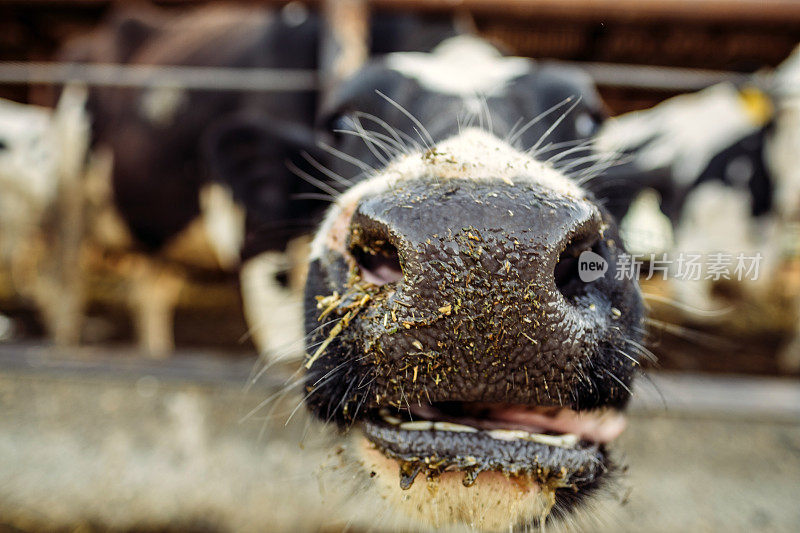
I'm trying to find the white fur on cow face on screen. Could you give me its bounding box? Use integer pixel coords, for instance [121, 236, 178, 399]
[0, 99, 60, 209]
[0, 98, 63, 266]
[768, 43, 800, 220]
[310, 128, 588, 260]
[386, 36, 531, 97]
[773, 44, 800, 99]
[597, 83, 767, 186]
[357, 439, 554, 532]
[767, 102, 800, 219]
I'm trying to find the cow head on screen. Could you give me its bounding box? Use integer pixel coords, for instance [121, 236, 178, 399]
[291, 37, 646, 531]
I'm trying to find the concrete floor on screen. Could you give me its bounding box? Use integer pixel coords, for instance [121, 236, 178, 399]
[0, 345, 798, 532]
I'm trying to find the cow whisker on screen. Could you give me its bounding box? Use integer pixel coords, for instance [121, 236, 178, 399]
[645, 317, 738, 349]
[375, 89, 435, 148]
[574, 153, 632, 185]
[351, 117, 397, 164]
[510, 96, 575, 147]
[504, 116, 525, 147]
[317, 141, 376, 175]
[478, 92, 494, 134]
[543, 141, 595, 166]
[336, 128, 393, 165]
[239, 378, 306, 425]
[286, 160, 343, 198]
[250, 353, 368, 428]
[633, 368, 668, 411]
[301, 151, 354, 187]
[624, 337, 658, 364]
[244, 314, 349, 388]
[348, 119, 408, 159]
[641, 291, 734, 317]
[350, 118, 412, 155]
[532, 137, 592, 158]
[528, 97, 583, 154]
[555, 153, 616, 175]
[354, 111, 418, 153]
[292, 192, 338, 202]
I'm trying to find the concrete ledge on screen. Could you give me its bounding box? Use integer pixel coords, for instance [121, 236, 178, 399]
[3, 343, 799, 419]
[1, 345, 799, 531]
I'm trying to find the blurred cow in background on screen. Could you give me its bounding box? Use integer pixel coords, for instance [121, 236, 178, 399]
[0, 2, 457, 356]
[0, 88, 90, 346]
[52, 3, 327, 356]
[597, 45, 800, 370]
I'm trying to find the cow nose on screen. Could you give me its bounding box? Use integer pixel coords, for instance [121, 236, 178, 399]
[338, 178, 636, 407]
[346, 180, 605, 309]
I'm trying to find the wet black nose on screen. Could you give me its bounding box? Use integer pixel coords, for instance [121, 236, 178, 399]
[348, 179, 604, 305]
[341, 177, 633, 408]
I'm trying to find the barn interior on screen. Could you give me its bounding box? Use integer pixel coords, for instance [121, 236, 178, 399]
[0, 1, 798, 531]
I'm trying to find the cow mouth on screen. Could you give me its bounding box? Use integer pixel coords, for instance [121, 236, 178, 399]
[361, 402, 626, 491]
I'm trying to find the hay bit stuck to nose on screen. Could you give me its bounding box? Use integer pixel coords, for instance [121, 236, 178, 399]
[305, 282, 376, 369]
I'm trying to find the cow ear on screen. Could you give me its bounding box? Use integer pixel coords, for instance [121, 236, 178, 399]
[317, 62, 408, 129]
[202, 115, 329, 210]
[105, 6, 168, 62]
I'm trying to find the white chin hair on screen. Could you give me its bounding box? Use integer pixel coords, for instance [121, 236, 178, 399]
[355, 437, 558, 532]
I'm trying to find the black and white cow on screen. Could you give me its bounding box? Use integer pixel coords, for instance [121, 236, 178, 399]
[22, 2, 457, 355]
[212, 35, 646, 531]
[597, 44, 800, 370]
[0, 87, 90, 345]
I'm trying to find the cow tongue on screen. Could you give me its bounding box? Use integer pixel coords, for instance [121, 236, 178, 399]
[487, 406, 627, 444]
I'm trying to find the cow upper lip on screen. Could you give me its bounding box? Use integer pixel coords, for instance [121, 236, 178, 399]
[360, 402, 626, 490]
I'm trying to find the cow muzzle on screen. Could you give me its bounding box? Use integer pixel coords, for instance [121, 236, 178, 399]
[302, 130, 645, 529]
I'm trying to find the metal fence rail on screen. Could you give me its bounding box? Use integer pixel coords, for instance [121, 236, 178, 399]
[0, 62, 319, 92]
[0, 60, 750, 92]
[568, 61, 753, 92]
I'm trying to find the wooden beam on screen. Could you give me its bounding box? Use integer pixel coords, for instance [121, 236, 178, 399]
[319, 0, 370, 95]
[370, 0, 800, 24]
[3, 0, 800, 25]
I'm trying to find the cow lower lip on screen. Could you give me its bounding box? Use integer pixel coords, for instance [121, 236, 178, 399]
[360, 403, 623, 490]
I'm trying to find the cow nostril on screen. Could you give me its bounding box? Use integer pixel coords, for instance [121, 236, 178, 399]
[352, 241, 403, 286]
[554, 234, 601, 301]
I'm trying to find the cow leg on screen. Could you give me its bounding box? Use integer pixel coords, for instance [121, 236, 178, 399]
[768, 96, 800, 373]
[30, 254, 84, 346]
[320, 0, 369, 91]
[47, 164, 86, 346]
[38, 84, 91, 346]
[777, 297, 800, 373]
[777, 259, 800, 373]
[33, 184, 85, 347]
[240, 250, 304, 360]
[778, 334, 800, 372]
[37, 270, 84, 346]
[126, 256, 184, 357]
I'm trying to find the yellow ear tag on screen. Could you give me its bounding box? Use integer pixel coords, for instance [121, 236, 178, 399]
[739, 86, 774, 126]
